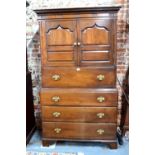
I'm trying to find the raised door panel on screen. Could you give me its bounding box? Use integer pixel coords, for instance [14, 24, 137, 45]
[81, 23, 109, 45]
[78, 18, 114, 66]
[40, 20, 77, 66]
[46, 24, 74, 46]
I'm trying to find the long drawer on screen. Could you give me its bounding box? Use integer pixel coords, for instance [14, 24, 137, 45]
[42, 106, 117, 123]
[42, 122, 116, 140]
[42, 67, 116, 88]
[40, 88, 118, 106]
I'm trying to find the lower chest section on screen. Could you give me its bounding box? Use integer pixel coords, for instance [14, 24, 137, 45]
[41, 88, 118, 140]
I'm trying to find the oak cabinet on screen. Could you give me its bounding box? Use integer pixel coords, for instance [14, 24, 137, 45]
[34, 6, 120, 149]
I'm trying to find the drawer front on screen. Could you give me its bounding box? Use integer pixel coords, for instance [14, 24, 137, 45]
[42, 122, 116, 140]
[40, 88, 118, 106]
[42, 107, 117, 123]
[42, 67, 116, 88]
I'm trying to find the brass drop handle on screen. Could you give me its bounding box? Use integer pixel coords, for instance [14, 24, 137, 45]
[53, 112, 61, 117]
[97, 96, 105, 103]
[97, 113, 105, 118]
[52, 96, 60, 102]
[54, 128, 61, 134]
[77, 42, 81, 46]
[97, 74, 105, 81]
[97, 129, 105, 135]
[52, 74, 60, 81]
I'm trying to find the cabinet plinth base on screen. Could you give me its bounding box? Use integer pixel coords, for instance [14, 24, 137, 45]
[42, 139, 117, 149]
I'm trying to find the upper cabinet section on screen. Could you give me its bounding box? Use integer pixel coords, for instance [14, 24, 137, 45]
[36, 7, 120, 67]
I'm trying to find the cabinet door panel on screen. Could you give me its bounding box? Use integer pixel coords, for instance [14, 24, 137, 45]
[81, 24, 109, 45]
[78, 18, 114, 66]
[40, 20, 77, 66]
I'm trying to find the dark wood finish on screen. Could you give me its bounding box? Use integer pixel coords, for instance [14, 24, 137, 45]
[34, 6, 121, 15]
[43, 122, 116, 140]
[42, 139, 50, 146]
[123, 106, 129, 134]
[40, 20, 77, 67]
[42, 67, 116, 88]
[34, 6, 120, 149]
[39, 17, 115, 67]
[40, 88, 118, 106]
[47, 52, 74, 61]
[108, 142, 117, 149]
[42, 106, 117, 123]
[78, 18, 114, 66]
[42, 139, 56, 146]
[82, 50, 110, 61]
[42, 138, 117, 147]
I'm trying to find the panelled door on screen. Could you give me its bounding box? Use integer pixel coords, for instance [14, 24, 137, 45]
[78, 18, 114, 66]
[41, 20, 77, 66]
[40, 18, 114, 67]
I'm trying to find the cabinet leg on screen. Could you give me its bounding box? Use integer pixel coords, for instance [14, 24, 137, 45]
[42, 140, 50, 146]
[42, 140, 56, 147]
[108, 142, 117, 149]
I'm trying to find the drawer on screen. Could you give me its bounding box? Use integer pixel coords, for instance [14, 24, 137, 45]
[42, 67, 116, 88]
[42, 106, 117, 123]
[40, 88, 118, 106]
[42, 122, 116, 140]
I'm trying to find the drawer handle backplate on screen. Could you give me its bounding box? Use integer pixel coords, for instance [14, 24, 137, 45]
[97, 129, 105, 135]
[97, 113, 105, 118]
[52, 74, 61, 81]
[54, 128, 61, 134]
[53, 112, 61, 118]
[97, 96, 105, 103]
[52, 96, 60, 102]
[97, 74, 105, 81]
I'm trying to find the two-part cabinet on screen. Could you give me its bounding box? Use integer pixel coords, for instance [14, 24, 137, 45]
[35, 6, 120, 149]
